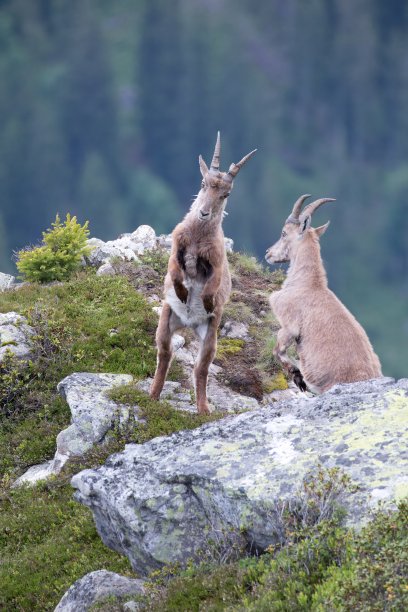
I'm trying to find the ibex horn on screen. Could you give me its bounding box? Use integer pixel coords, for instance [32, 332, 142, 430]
[301, 198, 336, 219]
[227, 149, 257, 179]
[210, 131, 221, 171]
[285, 194, 311, 224]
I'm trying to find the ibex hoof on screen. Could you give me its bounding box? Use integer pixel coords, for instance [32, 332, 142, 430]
[202, 294, 214, 313]
[174, 281, 188, 304]
[291, 367, 307, 392]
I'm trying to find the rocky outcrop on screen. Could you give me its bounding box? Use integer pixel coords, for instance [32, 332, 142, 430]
[72, 377, 408, 576]
[0, 312, 34, 362]
[14, 373, 133, 486]
[0, 272, 15, 291]
[54, 570, 145, 612]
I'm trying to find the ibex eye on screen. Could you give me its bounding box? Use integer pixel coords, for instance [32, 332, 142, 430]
[282, 230, 287, 237]
[201, 180, 205, 188]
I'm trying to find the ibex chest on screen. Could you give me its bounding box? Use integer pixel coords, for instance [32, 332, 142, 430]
[166, 278, 212, 327]
[166, 248, 214, 327]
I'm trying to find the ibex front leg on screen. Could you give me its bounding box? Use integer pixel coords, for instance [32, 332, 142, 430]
[150, 304, 180, 400]
[274, 328, 307, 392]
[194, 316, 219, 414]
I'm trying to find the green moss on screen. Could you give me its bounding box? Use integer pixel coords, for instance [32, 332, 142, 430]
[215, 338, 245, 361]
[263, 371, 288, 393]
[138, 247, 169, 279]
[109, 386, 222, 443]
[222, 299, 253, 324]
[228, 251, 270, 277]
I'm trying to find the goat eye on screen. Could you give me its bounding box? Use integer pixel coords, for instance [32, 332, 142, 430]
[201, 180, 205, 188]
[282, 230, 286, 237]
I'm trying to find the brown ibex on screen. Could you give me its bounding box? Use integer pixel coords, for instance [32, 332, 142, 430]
[265, 195, 382, 394]
[150, 133, 256, 413]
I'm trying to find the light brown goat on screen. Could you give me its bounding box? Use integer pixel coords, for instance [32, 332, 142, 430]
[265, 195, 382, 393]
[150, 133, 256, 413]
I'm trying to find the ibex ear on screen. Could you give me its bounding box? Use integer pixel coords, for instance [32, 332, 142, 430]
[199, 155, 209, 178]
[315, 221, 330, 238]
[299, 215, 311, 235]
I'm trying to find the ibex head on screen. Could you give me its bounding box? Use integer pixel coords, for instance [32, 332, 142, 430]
[265, 194, 335, 263]
[196, 131, 256, 222]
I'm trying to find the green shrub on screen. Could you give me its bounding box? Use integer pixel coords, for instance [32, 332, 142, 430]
[312, 499, 408, 611]
[16, 213, 91, 283]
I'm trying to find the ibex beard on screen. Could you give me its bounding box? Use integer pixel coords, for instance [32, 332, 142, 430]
[265, 194, 382, 394]
[150, 132, 256, 414]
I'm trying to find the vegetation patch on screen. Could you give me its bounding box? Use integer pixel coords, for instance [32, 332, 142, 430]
[0, 271, 158, 480]
[16, 214, 91, 283]
[128, 478, 407, 612]
[108, 386, 222, 443]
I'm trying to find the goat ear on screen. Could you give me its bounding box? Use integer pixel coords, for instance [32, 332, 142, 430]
[199, 155, 209, 178]
[315, 221, 330, 238]
[299, 215, 311, 235]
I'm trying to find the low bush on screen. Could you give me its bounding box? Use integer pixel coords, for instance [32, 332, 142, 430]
[16, 213, 91, 283]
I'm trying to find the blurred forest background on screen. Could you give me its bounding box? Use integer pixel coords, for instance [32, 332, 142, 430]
[0, 0, 407, 376]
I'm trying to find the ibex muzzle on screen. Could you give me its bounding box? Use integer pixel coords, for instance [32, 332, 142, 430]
[150, 132, 256, 414]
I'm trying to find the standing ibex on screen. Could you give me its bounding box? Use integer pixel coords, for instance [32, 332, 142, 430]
[265, 195, 382, 394]
[150, 133, 256, 413]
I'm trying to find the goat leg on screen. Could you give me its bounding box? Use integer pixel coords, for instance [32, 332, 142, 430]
[201, 267, 221, 313]
[150, 304, 175, 400]
[289, 366, 307, 392]
[194, 317, 219, 414]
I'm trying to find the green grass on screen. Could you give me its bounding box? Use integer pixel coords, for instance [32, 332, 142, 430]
[0, 270, 158, 480]
[134, 499, 408, 612]
[0, 481, 132, 612]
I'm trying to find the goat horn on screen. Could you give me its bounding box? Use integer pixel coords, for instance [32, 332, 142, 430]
[301, 198, 336, 219]
[210, 131, 221, 171]
[285, 194, 311, 224]
[227, 149, 257, 178]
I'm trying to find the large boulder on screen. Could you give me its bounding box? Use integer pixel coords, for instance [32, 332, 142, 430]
[0, 312, 34, 362]
[72, 377, 408, 576]
[14, 372, 133, 486]
[54, 570, 145, 612]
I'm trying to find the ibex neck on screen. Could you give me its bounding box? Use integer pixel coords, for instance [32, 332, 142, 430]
[285, 234, 328, 289]
[186, 191, 226, 230]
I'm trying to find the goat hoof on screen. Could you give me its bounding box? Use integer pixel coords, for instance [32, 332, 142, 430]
[202, 294, 214, 313]
[174, 281, 188, 304]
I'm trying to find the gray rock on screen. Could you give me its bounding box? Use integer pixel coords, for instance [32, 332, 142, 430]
[157, 233, 173, 251]
[86, 240, 138, 267]
[72, 377, 408, 576]
[0, 272, 15, 291]
[130, 225, 157, 253]
[224, 237, 234, 253]
[54, 570, 145, 612]
[0, 312, 34, 362]
[220, 320, 249, 340]
[14, 372, 133, 486]
[96, 262, 116, 276]
[123, 601, 141, 612]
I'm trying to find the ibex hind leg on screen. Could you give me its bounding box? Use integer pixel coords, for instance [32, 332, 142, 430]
[194, 317, 219, 415]
[150, 304, 182, 400]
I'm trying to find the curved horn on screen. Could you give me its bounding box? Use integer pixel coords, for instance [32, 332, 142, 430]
[285, 194, 311, 224]
[210, 131, 221, 171]
[227, 149, 257, 179]
[300, 197, 336, 219]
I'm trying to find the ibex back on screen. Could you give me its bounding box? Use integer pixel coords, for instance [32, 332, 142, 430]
[265, 195, 382, 394]
[150, 132, 256, 413]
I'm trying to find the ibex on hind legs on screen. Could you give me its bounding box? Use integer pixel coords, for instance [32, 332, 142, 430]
[150, 133, 256, 413]
[265, 195, 382, 394]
